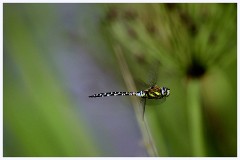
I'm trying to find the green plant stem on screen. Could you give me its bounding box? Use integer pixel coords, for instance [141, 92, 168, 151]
[113, 45, 159, 156]
[187, 79, 206, 156]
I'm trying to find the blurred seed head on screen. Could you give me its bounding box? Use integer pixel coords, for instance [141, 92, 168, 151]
[103, 4, 236, 82]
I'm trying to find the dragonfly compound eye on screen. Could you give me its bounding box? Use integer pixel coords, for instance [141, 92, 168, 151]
[166, 88, 170, 97]
[161, 87, 166, 95]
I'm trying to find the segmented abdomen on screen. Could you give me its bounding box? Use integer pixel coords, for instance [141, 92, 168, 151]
[89, 91, 136, 98]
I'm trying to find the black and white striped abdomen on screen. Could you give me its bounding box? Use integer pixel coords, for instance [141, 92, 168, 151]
[89, 91, 137, 98]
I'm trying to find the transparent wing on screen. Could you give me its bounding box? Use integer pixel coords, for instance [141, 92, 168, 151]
[146, 60, 160, 87]
[148, 97, 166, 106]
[135, 60, 160, 91]
[135, 79, 149, 90]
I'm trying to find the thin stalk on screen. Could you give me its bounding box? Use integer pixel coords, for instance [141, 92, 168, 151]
[113, 45, 159, 156]
[187, 79, 206, 156]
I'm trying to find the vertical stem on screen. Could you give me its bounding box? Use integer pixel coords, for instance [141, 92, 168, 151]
[187, 79, 206, 156]
[113, 45, 159, 156]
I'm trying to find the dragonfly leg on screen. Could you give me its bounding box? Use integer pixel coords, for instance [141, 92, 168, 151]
[141, 98, 146, 119]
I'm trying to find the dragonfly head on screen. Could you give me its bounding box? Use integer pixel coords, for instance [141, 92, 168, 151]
[161, 87, 170, 97]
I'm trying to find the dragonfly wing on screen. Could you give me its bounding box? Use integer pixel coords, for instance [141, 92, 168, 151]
[147, 61, 160, 87]
[147, 97, 166, 105]
[159, 97, 166, 103]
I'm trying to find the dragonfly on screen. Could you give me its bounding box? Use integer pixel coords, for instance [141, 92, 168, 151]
[89, 85, 170, 118]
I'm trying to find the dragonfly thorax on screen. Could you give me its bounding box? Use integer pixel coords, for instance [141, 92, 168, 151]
[143, 85, 170, 99]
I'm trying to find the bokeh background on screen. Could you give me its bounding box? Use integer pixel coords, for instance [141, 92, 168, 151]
[3, 3, 237, 157]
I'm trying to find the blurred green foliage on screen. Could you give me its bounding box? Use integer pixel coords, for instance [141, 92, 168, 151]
[101, 3, 237, 156]
[4, 4, 100, 156]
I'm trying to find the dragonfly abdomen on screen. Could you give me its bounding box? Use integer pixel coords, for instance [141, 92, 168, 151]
[89, 91, 138, 98]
